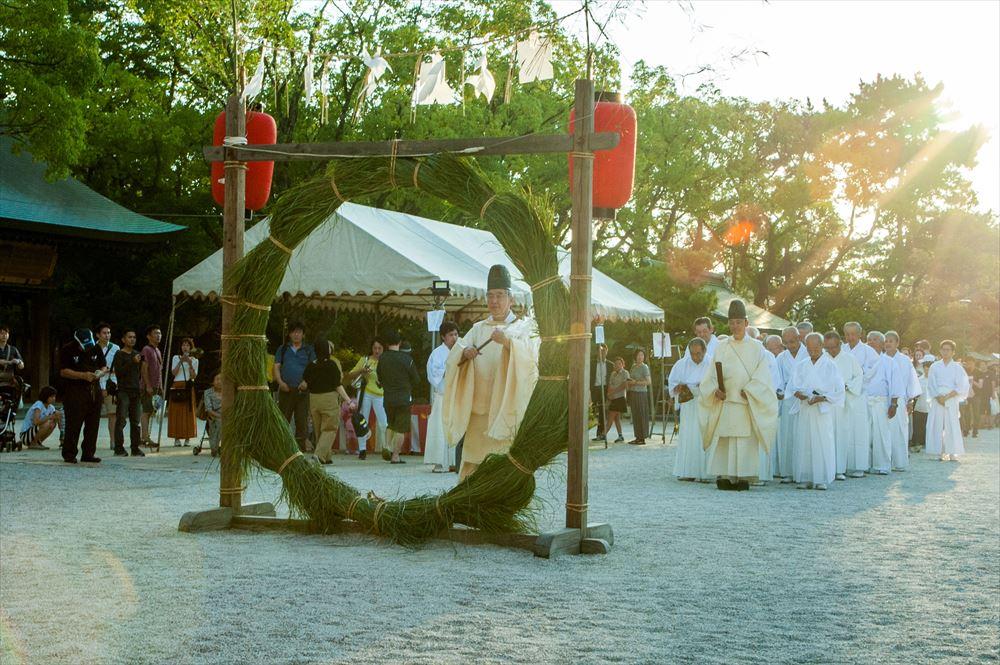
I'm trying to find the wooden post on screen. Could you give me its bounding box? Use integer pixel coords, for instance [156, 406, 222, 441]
[220, 93, 246, 511]
[566, 78, 595, 531]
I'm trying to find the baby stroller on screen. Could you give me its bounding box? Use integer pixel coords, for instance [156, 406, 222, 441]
[0, 381, 28, 453]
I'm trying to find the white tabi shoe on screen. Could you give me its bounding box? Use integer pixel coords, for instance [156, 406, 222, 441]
[814, 483, 828, 490]
[848, 471, 865, 478]
[780, 477, 794, 484]
[875, 470, 889, 475]
[939, 454, 950, 461]
[796, 483, 811, 490]
[835, 474, 847, 481]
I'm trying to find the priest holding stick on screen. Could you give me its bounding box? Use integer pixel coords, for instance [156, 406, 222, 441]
[442, 265, 539, 481]
[698, 300, 779, 491]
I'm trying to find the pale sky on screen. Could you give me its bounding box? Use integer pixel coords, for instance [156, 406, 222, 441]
[554, 0, 1000, 213]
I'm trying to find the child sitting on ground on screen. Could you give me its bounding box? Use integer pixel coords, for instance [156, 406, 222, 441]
[19, 386, 59, 450]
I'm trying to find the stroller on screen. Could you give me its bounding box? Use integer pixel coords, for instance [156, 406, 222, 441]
[0, 381, 29, 453]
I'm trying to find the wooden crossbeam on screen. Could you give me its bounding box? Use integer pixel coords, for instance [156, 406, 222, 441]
[203, 132, 620, 163]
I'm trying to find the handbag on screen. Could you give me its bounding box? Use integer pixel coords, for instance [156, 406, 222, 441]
[351, 411, 370, 439]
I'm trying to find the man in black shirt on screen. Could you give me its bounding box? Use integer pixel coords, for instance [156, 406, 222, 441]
[112, 327, 145, 457]
[376, 329, 419, 464]
[59, 328, 107, 463]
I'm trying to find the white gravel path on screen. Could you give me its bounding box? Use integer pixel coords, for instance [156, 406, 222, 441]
[2, 424, 998, 664]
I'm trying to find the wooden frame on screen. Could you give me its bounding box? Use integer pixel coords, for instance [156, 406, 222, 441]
[182, 78, 615, 558]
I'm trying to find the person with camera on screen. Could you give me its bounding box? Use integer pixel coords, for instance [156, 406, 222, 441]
[0, 324, 25, 408]
[168, 337, 199, 446]
[59, 328, 108, 463]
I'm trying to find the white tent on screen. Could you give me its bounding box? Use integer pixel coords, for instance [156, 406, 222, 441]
[172, 202, 663, 323]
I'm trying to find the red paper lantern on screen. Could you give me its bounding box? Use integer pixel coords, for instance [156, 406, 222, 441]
[568, 92, 637, 217]
[211, 111, 277, 211]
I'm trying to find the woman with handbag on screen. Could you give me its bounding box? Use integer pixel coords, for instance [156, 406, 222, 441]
[168, 337, 199, 446]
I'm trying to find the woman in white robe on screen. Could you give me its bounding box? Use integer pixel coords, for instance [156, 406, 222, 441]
[925, 341, 970, 460]
[789, 334, 845, 490]
[670, 339, 710, 481]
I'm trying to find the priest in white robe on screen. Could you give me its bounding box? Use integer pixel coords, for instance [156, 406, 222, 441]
[865, 331, 906, 475]
[884, 331, 917, 471]
[926, 340, 970, 460]
[823, 331, 864, 480]
[845, 322, 879, 474]
[764, 335, 785, 481]
[776, 326, 807, 482]
[423, 320, 459, 473]
[789, 333, 845, 490]
[670, 338, 711, 481]
[683, 316, 719, 361]
[443, 265, 539, 481]
[698, 300, 778, 491]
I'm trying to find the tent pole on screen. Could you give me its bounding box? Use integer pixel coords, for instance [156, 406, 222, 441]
[156, 295, 178, 449]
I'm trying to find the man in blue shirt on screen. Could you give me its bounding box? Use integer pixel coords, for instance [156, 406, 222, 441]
[272, 321, 317, 452]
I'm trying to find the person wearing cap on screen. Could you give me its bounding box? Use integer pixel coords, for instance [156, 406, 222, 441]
[58, 328, 109, 463]
[698, 300, 778, 490]
[442, 264, 539, 481]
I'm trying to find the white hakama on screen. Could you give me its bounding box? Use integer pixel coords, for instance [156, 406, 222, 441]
[423, 392, 455, 469]
[925, 359, 970, 457]
[668, 356, 711, 480]
[830, 350, 864, 477]
[868, 397, 893, 473]
[887, 352, 916, 471]
[776, 345, 807, 479]
[789, 354, 844, 486]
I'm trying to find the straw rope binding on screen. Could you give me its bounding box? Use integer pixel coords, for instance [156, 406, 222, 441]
[506, 452, 532, 475]
[269, 234, 294, 255]
[276, 451, 304, 475]
[530, 274, 563, 291]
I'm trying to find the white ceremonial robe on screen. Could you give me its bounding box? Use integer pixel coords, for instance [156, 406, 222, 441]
[830, 350, 865, 475]
[699, 336, 778, 481]
[767, 351, 783, 479]
[776, 344, 808, 478]
[848, 341, 879, 469]
[926, 359, 970, 457]
[789, 354, 845, 486]
[669, 355, 711, 480]
[886, 351, 915, 470]
[866, 353, 906, 473]
[423, 343, 455, 469]
[683, 334, 719, 362]
[442, 312, 539, 466]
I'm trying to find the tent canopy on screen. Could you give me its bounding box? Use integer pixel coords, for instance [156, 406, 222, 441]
[173, 202, 663, 323]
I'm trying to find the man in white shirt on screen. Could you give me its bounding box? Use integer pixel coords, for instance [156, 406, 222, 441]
[884, 331, 917, 471]
[95, 323, 119, 450]
[776, 326, 808, 481]
[789, 333, 845, 490]
[824, 331, 865, 479]
[686, 316, 719, 361]
[926, 339, 969, 461]
[424, 321, 460, 473]
[865, 331, 906, 474]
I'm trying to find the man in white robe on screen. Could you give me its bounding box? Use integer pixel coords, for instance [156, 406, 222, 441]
[884, 331, 917, 471]
[776, 326, 808, 482]
[443, 265, 539, 481]
[764, 335, 785, 480]
[684, 316, 719, 361]
[926, 339, 970, 460]
[844, 322, 879, 474]
[423, 320, 459, 472]
[824, 331, 864, 480]
[796, 321, 814, 345]
[670, 338, 711, 481]
[698, 300, 778, 491]
[789, 333, 845, 490]
[865, 331, 906, 475]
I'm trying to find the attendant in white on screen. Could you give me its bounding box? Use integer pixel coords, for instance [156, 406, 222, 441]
[684, 316, 719, 361]
[910, 350, 931, 451]
[95, 323, 119, 449]
[884, 331, 917, 471]
[424, 321, 459, 472]
[764, 335, 785, 478]
[747, 326, 760, 341]
[796, 321, 814, 345]
[844, 322, 878, 473]
[926, 340, 969, 461]
[670, 338, 711, 481]
[865, 331, 905, 474]
[776, 326, 807, 481]
[789, 333, 844, 490]
[824, 332, 864, 480]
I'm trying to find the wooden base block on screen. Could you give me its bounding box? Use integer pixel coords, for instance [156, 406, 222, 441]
[178, 502, 276, 533]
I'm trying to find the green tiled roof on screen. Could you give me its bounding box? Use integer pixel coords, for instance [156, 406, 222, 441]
[0, 138, 184, 240]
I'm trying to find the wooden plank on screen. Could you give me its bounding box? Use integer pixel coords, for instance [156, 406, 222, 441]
[444, 527, 538, 552]
[219, 94, 246, 512]
[178, 507, 234, 533]
[238, 502, 277, 517]
[580, 538, 611, 555]
[231, 515, 320, 533]
[202, 132, 621, 163]
[586, 522, 614, 547]
[565, 79, 595, 532]
[533, 527, 582, 558]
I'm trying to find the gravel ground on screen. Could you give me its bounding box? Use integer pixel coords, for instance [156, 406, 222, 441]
[2, 422, 998, 664]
